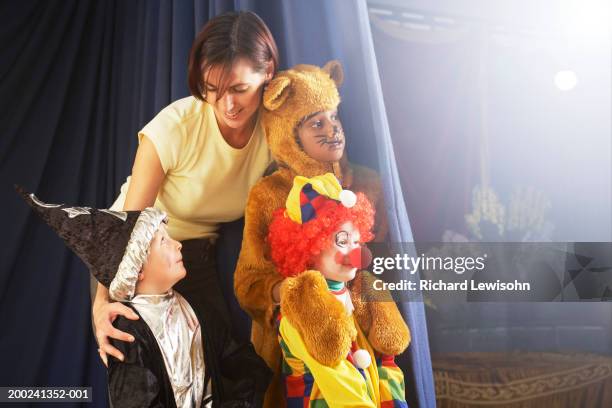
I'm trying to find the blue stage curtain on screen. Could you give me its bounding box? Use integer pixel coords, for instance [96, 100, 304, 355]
[0, 2, 202, 406]
[1, 1, 434, 406]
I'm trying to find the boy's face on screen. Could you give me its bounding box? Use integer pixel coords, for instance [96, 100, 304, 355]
[138, 224, 186, 293]
[313, 221, 361, 283]
[296, 110, 345, 163]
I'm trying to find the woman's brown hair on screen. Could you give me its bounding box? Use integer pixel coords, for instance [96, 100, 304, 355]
[188, 11, 279, 101]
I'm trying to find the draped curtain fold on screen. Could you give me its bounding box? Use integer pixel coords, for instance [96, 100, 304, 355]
[0, 1, 434, 406]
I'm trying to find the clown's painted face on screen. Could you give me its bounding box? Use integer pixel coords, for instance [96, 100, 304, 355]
[296, 110, 345, 163]
[314, 221, 361, 282]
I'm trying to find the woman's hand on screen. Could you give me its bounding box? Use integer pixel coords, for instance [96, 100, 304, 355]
[92, 283, 139, 366]
[93, 298, 139, 366]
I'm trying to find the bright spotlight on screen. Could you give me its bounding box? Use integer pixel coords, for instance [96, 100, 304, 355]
[554, 70, 578, 91]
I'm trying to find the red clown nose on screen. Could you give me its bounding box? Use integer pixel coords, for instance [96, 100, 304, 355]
[335, 246, 373, 269]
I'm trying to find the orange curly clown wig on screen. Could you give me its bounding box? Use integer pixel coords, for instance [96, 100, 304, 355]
[268, 192, 375, 278]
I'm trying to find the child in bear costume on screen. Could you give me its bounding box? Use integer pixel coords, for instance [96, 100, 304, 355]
[234, 61, 407, 407]
[269, 174, 409, 407]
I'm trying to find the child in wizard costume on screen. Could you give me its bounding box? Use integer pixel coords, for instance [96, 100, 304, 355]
[17, 186, 271, 408]
[267, 175, 410, 407]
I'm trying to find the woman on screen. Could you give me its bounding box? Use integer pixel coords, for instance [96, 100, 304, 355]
[93, 11, 279, 367]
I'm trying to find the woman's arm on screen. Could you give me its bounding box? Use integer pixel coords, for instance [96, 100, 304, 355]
[122, 137, 166, 210]
[94, 136, 165, 365]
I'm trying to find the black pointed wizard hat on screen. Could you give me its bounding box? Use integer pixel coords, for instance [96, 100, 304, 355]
[16, 185, 167, 301]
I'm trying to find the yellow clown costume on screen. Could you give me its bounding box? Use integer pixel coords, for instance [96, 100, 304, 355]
[271, 175, 410, 407]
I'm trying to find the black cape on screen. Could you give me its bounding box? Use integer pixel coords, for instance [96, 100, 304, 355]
[108, 290, 271, 407]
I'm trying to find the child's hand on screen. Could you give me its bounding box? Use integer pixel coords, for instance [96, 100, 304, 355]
[93, 301, 139, 366]
[272, 280, 285, 304]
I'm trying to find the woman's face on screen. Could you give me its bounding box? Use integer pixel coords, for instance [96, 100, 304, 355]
[204, 57, 272, 133]
[313, 221, 361, 283]
[296, 110, 345, 163]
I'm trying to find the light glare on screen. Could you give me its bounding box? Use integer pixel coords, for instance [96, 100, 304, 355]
[554, 70, 578, 91]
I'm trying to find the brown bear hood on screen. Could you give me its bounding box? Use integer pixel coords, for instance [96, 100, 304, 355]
[262, 61, 348, 178]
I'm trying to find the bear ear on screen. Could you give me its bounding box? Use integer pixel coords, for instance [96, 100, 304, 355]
[322, 60, 344, 87]
[263, 76, 292, 111]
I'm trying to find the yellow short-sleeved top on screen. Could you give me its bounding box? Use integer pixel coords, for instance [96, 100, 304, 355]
[111, 96, 272, 241]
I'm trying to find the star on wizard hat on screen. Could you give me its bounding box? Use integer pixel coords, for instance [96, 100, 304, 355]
[16, 185, 167, 301]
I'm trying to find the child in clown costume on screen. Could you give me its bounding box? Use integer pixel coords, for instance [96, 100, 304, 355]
[268, 174, 410, 407]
